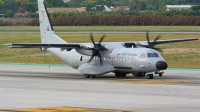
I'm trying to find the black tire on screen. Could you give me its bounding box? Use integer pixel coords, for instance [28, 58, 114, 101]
[91, 75, 96, 78]
[115, 73, 121, 77]
[159, 73, 163, 77]
[84, 74, 90, 78]
[132, 72, 145, 77]
[147, 74, 153, 79]
[121, 73, 126, 77]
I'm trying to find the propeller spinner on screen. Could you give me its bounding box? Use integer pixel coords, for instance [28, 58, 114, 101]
[138, 31, 163, 52]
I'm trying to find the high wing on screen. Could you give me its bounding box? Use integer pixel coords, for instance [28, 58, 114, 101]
[5, 38, 198, 49]
[124, 38, 198, 47]
[149, 38, 198, 45]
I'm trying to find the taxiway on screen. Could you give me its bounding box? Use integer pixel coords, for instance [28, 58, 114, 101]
[0, 64, 200, 112]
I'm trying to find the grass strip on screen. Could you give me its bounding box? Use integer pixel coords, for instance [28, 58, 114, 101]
[0, 26, 200, 31]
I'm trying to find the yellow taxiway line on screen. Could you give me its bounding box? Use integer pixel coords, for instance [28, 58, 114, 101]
[0, 106, 137, 112]
[119, 79, 190, 84]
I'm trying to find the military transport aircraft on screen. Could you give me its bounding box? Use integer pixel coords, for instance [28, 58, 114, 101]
[5, 0, 198, 79]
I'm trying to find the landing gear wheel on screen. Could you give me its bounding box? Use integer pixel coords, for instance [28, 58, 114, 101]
[132, 72, 145, 77]
[115, 73, 121, 77]
[115, 72, 127, 78]
[84, 74, 90, 78]
[147, 74, 153, 79]
[91, 75, 96, 78]
[159, 73, 163, 77]
[121, 73, 126, 78]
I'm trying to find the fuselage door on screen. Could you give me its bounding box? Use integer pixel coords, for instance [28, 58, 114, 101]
[72, 53, 81, 68]
[130, 56, 136, 70]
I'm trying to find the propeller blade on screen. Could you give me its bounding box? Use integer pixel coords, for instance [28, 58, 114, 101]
[99, 34, 106, 45]
[90, 33, 96, 47]
[88, 52, 95, 63]
[146, 30, 150, 43]
[87, 33, 106, 65]
[153, 35, 161, 44]
[97, 52, 103, 65]
[137, 43, 149, 48]
[137, 31, 163, 52]
[153, 47, 163, 53]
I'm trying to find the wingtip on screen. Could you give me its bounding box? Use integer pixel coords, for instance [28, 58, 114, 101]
[4, 43, 12, 46]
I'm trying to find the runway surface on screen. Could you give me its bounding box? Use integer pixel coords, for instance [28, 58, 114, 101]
[0, 64, 200, 112]
[1, 30, 200, 34]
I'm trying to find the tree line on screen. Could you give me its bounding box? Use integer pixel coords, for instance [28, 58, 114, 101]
[1, 0, 200, 18]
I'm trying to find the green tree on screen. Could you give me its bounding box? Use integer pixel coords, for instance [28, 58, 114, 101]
[0, 0, 4, 13]
[129, 0, 146, 13]
[0, 0, 4, 5]
[191, 5, 200, 10]
[22, 2, 36, 12]
[2, 0, 20, 12]
[4, 10, 14, 18]
[16, 0, 30, 5]
[44, 0, 64, 7]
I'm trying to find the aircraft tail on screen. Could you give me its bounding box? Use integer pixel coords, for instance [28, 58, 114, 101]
[38, 0, 66, 44]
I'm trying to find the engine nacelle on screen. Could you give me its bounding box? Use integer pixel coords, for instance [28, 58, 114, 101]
[75, 48, 93, 56]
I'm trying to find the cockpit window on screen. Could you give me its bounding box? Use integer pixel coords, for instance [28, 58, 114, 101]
[153, 53, 159, 57]
[147, 53, 154, 57]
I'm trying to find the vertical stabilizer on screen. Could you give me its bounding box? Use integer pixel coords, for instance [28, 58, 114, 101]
[38, 0, 66, 44]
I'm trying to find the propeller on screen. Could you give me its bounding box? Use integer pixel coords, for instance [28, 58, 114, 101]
[87, 33, 107, 65]
[138, 31, 163, 52]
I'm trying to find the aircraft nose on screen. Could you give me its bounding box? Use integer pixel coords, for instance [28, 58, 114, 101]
[156, 61, 168, 70]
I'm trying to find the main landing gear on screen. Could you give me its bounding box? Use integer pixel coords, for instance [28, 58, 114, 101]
[146, 74, 153, 79]
[115, 72, 127, 78]
[84, 74, 96, 78]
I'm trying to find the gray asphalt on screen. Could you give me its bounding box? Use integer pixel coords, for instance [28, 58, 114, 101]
[0, 64, 200, 112]
[0, 30, 200, 34]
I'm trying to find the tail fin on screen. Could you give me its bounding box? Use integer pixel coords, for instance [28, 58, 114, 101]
[38, 0, 66, 44]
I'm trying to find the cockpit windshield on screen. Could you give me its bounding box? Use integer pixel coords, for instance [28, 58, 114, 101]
[147, 53, 154, 57]
[147, 53, 160, 58]
[153, 53, 159, 57]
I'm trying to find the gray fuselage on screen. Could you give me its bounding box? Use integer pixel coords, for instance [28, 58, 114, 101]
[47, 47, 165, 74]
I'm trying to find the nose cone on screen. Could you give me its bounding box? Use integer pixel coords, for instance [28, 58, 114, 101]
[156, 61, 168, 70]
